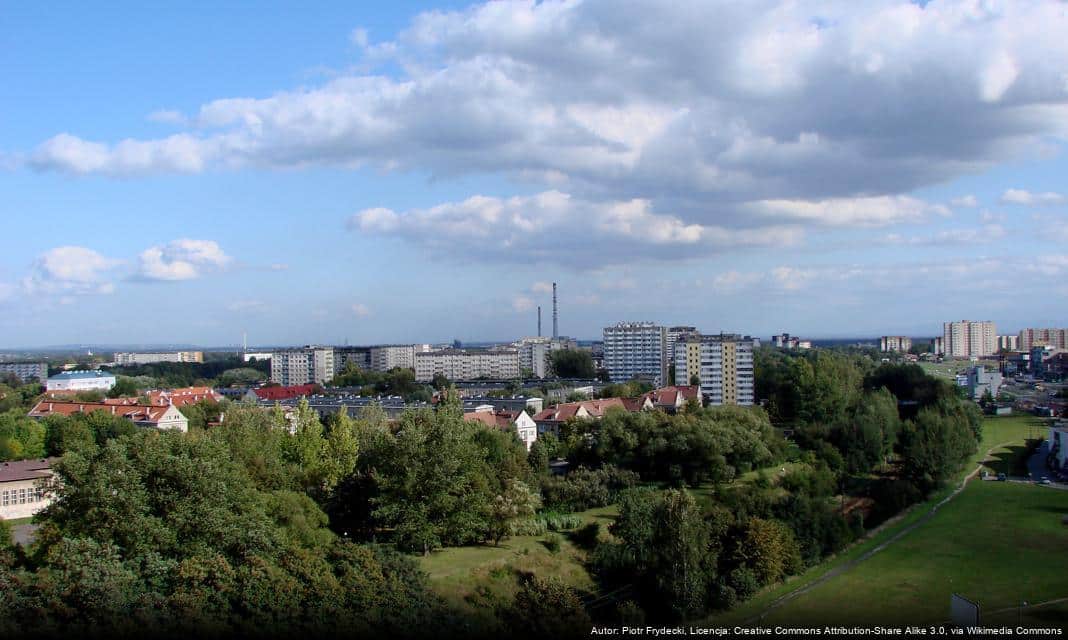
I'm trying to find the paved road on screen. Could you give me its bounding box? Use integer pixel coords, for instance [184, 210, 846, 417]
[12, 523, 38, 546]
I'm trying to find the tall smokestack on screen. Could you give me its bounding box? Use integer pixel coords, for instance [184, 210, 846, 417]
[552, 282, 558, 339]
[538, 306, 542, 337]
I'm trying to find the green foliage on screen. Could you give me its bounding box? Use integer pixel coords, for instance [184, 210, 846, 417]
[106, 357, 269, 389]
[549, 349, 596, 378]
[540, 465, 640, 512]
[0, 517, 10, 548]
[543, 532, 562, 553]
[107, 376, 140, 398]
[330, 363, 431, 401]
[596, 378, 653, 399]
[505, 574, 591, 639]
[487, 480, 541, 545]
[563, 405, 785, 487]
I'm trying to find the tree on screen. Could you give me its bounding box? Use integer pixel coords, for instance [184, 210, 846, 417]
[487, 480, 541, 545]
[506, 575, 591, 639]
[107, 376, 140, 398]
[549, 350, 596, 379]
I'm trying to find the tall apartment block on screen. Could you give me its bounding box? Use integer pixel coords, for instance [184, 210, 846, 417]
[997, 335, 1020, 352]
[602, 322, 667, 385]
[665, 326, 699, 366]
[270, 347, 336, 385]
[879, 336, 912, 353]
[1017, 328, 1068, 351]
[674, 334, 755, 406]
[515, 337, 578, 378]
[943, 320, 997, 359]
[0, 362, 48, 382]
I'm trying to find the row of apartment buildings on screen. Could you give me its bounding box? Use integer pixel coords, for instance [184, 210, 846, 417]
[601, 322, 757, 407]
[113, 351, 204, 366]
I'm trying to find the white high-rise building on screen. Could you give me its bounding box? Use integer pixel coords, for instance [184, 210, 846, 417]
[270, 347, 336, 385]
[879, 336, 912, 353]
[602, 322, 667, 385]
[665, 326, 699, 367]
[943, 321, 997, 359]
[369, 345, 419, 372]
[674, 334, 756, 406]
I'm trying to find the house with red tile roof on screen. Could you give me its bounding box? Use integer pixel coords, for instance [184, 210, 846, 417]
[463, 407, 538, 450]
[642, 385, 701, 413]
[532, 396, 653, 436]
[146, 386, 224, 407]
[28, 400, 189, 432]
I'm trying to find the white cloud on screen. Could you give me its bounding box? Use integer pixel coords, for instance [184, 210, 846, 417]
[22, 246, 121, 296]
[227, 299, 268, 313]
[950, 195, 978, 208]
[351, 303, 371, 317]
[1000, 188, 1066, 206]
[137, 239, 232, 281]
[512, 296, 534, 312]
[147, 110, 189, 126]
[749, 196, 950, 227]
[531, 281, 554, 294]
[881, 224, 1006, 246]
[18, 2, 1068, 234]
[350, 190, 800, 267]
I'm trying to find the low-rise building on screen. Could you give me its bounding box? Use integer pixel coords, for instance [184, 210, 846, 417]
[0, 458, 57, 521]
[966, 366, 1002, 401]
[28, 400, 188, 432]
[1048, 424, 1068, 474]
[464, 408, 538, 450]
[114, 351, 203, 366]
[146, 386, 224, 407]
[45, 370, 116, 392]
[245, 384, 321, 403]
[0, 362, 48, 383]
[642, 385, 701, 413]
[772, 333, 810, 350]
[532, 396, 653, 436]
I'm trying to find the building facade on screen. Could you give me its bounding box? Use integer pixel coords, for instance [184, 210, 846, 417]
[943, 320, 997, 358]
[369, 345, 421, 372]
[270, 347, 336, 385]
[334, 346, 372, 372]
[1018, 328, 1068, 351]
[879, 336, 912, 353]
[966, 366, 1003, 400]
[414, 348, 521, 382]
[45, 370, 116, 392]
[0, 458, 56, 521]
[997, 335, 1020, 352]
[28, 400, 189, 432]
[114, 351, 203, 366]
[603, 322, 667, 385]
[0, 362, 48, 382]
[514, 337, 578, 378]
[665, 326, 699, 367]
[674, 334, 756, 406]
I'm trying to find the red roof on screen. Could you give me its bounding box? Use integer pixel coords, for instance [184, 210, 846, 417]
[253, 384, 319, 401]
[464, 410, 520, 430]
[147, 386, 224, 406]
[28, 400, 176, 425]
[643, 385, 700, 407]
[533, 397, 648, 422]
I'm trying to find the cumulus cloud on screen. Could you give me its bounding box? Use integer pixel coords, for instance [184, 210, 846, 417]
[880, 224, 1006, 246]
[531, 281, 554, 294]
[950, 195, 978, 208]
[349, 190, 801, 267]
[351, 303, 371, 317]
[21, 246, 121, 296]
[17, 2, 1068, 216]
[137, 239, 232, 281]
[1000, 188, 1066, 206]
[748, 195, 950, 227]
[512, 295, 535, 312]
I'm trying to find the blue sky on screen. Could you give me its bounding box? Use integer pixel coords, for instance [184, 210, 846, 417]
[2, 0, 1067, 347]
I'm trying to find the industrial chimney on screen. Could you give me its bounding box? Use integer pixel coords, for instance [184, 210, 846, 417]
[538, 306, 542, 337]
[552, 282, 559, 339]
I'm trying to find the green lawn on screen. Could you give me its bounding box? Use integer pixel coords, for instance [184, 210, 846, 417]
[1, 516, 34, 526]
[758, 481, 1068, 625]
[712, 415, 1050, 625]
[418, 504, 617, 624]
[918, 360, 999, 380]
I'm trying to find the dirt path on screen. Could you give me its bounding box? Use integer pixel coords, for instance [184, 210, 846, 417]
[745, 441, 1017, 623]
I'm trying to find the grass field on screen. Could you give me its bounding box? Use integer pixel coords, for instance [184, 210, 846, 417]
[418, 504, 617, 623]
[758, 481, 1068, 625]
[713, 414, 1051, 625]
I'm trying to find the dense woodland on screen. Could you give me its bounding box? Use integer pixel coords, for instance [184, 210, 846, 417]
[0, 347, 984, 636]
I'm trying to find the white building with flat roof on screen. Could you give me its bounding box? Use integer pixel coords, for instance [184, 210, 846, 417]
[45, 370, 116, 392]
[270, 347, 336, 385]
[414, 348, 520, 382]
[0, 362, 48, 382]
[943, 320, 997, 359]
[675, 334, 756, 406]
[114, 351, 203, 366]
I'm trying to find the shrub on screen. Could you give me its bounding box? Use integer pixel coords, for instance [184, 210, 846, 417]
[543, 533, 562, 554]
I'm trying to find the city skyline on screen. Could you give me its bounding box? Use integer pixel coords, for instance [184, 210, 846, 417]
[3, 1, 1068, 347]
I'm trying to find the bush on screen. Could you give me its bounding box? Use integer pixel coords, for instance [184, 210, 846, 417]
[541, 465, 640, 512]
[509, 518, 549, 537]
[544, 513, 583, 531]
[543, 533, 562, 554]
[568, 522, 600, 550]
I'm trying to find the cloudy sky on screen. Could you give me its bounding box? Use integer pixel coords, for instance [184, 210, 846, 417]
[3, 0, 1068, 347]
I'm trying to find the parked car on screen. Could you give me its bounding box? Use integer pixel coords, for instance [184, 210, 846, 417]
[1039, 477, 1052, 485]
[996, 473, 1007, 481]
